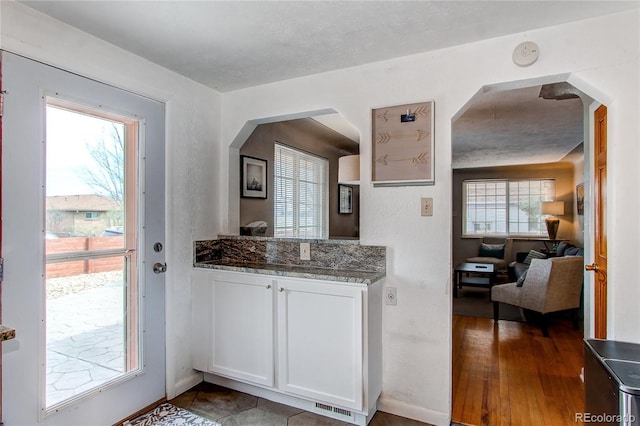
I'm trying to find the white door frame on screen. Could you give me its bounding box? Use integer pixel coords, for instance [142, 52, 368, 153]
[2, 51, 166, 425]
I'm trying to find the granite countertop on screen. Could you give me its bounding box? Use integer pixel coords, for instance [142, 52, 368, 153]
[194, 260, 385, 285]
[216, 234, 361, 245]
[0, 325, 16, 342]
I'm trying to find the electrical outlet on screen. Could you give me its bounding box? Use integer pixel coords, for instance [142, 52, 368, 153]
[300, 242, 311, 261]
[385, 287, 397, 305]
[421, 197, 433, 216]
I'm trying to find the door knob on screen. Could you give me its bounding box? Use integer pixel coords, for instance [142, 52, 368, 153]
[153, 262, 167, 274]
[585, 263, 598, 272]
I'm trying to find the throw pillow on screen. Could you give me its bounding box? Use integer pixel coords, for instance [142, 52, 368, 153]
[479, 243, 505, 259]
[555, 242, 572, 257]
[565, 246, 584, 256]
[516, 269, 528, 287]
[523, 249, 546, 265]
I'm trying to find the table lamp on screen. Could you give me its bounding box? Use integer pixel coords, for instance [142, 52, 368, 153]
[338, 155, 360, 185]
[541, 201, 565, 240]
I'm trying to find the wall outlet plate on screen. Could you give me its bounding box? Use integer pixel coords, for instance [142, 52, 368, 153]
[300, 242, 311, 261]
[421, 197, 433, 216]
[385, 287, 397, 305]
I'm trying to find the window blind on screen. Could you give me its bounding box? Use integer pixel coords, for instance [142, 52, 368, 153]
[463, 179, 555, 236]
[274, 144, 328, 239]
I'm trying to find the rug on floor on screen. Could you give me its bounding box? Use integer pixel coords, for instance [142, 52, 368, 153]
[453, 287, 524, 322]
[124, 403, 220, 426]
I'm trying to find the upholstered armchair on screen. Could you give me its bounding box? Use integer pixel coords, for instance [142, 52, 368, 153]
[466, 237, 513, 272]
[491, 256, 584, 336]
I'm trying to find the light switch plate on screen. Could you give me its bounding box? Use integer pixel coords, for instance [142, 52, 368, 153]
[421, 197, 433, 216]
[300, 242, 311, 261]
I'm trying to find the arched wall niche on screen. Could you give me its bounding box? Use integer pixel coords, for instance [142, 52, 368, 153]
[227, 108, 361, 239]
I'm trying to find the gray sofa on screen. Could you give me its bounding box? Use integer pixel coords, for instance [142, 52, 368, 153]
[508, 241, 584, 282]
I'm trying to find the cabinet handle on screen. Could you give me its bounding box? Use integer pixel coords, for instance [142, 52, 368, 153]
[266, 284, 272, 289]
[279, 287, 284, 292]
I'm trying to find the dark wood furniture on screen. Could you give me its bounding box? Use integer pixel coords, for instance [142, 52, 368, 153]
[453, 262, 495, 298]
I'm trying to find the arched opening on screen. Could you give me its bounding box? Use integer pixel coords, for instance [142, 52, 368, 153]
[450, 75, 605, 425]
[228, 109, 361, 240]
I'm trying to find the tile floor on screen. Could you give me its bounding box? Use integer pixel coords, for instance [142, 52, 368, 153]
[169, 382, 432, 426]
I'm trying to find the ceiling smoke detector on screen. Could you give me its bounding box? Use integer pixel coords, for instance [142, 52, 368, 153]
[512, 41, 539, 67]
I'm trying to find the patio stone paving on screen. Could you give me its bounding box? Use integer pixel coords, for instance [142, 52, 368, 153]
[46, 279, 126, 407]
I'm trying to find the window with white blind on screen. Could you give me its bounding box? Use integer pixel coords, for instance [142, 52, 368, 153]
[274, 144, 328, 239]
[463, 179, 555, 236]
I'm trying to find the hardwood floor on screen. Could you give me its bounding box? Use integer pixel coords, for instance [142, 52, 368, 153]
[452, 314, 585, 426]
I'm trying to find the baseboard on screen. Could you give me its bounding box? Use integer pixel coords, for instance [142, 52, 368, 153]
[203, 373, 372, 425]
[173, 371, 203, 398]
[377, 396, 450, 426]
[112, 397, 166, 426]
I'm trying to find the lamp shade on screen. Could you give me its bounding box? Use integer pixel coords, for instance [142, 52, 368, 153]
[541, 201, 565, 216]
[338, 155, 360, 184]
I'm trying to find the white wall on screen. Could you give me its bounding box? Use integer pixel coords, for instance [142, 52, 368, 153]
[221, 10, 639, 425]
[1, 1, 222, 402]
[2, 3, 639, 425]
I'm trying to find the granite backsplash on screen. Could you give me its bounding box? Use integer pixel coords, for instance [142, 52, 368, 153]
[194, 236, 385, 273]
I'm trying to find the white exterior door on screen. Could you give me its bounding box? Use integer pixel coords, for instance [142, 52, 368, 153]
[1, 52, 166, 425]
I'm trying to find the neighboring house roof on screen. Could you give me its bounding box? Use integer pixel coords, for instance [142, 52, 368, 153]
[46, 194, 120, 212]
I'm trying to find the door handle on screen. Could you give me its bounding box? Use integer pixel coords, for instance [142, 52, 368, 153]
[153, 262, 167, 274]
[585, 263, 598, 272]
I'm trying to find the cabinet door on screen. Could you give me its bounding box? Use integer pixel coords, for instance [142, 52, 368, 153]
[194, 270, 275, 387]
[277, 279, 363, 410]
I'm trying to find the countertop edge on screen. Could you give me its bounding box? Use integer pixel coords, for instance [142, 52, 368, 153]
[194, 262, 385, 285]
[214, 235, 373, 246]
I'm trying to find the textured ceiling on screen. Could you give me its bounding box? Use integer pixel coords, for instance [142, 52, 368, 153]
[452, 85, 585, 169]
[19, 1, 633, 168]
[20, 1, 638, 92]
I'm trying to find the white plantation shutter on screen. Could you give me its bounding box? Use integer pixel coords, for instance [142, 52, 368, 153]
[463, 178, 555, 236]
[274, 144, 328, 239]
[508, 179, 556, 234]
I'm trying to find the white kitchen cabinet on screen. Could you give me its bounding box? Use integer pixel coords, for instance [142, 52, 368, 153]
[192, 269, 274, 387]
[276, 277, 363, 410]
[192, 268, 382, 425]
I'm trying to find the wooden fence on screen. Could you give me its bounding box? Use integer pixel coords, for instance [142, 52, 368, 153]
[46, 237, 124, 278]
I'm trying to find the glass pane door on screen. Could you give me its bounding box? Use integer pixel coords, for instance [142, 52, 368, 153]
[3, 52, 165, 425]
[45, 100, 139, 410]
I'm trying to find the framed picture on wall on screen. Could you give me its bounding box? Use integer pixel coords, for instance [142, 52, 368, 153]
[371, 100, 435, 186]
[339, 184, 353, 214]
[241, 155, 267, 199]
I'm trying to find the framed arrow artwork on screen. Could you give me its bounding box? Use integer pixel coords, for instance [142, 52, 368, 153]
[371, 101, 435, 186]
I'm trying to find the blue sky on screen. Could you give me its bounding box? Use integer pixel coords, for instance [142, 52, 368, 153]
[46, 106, 120, 197]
